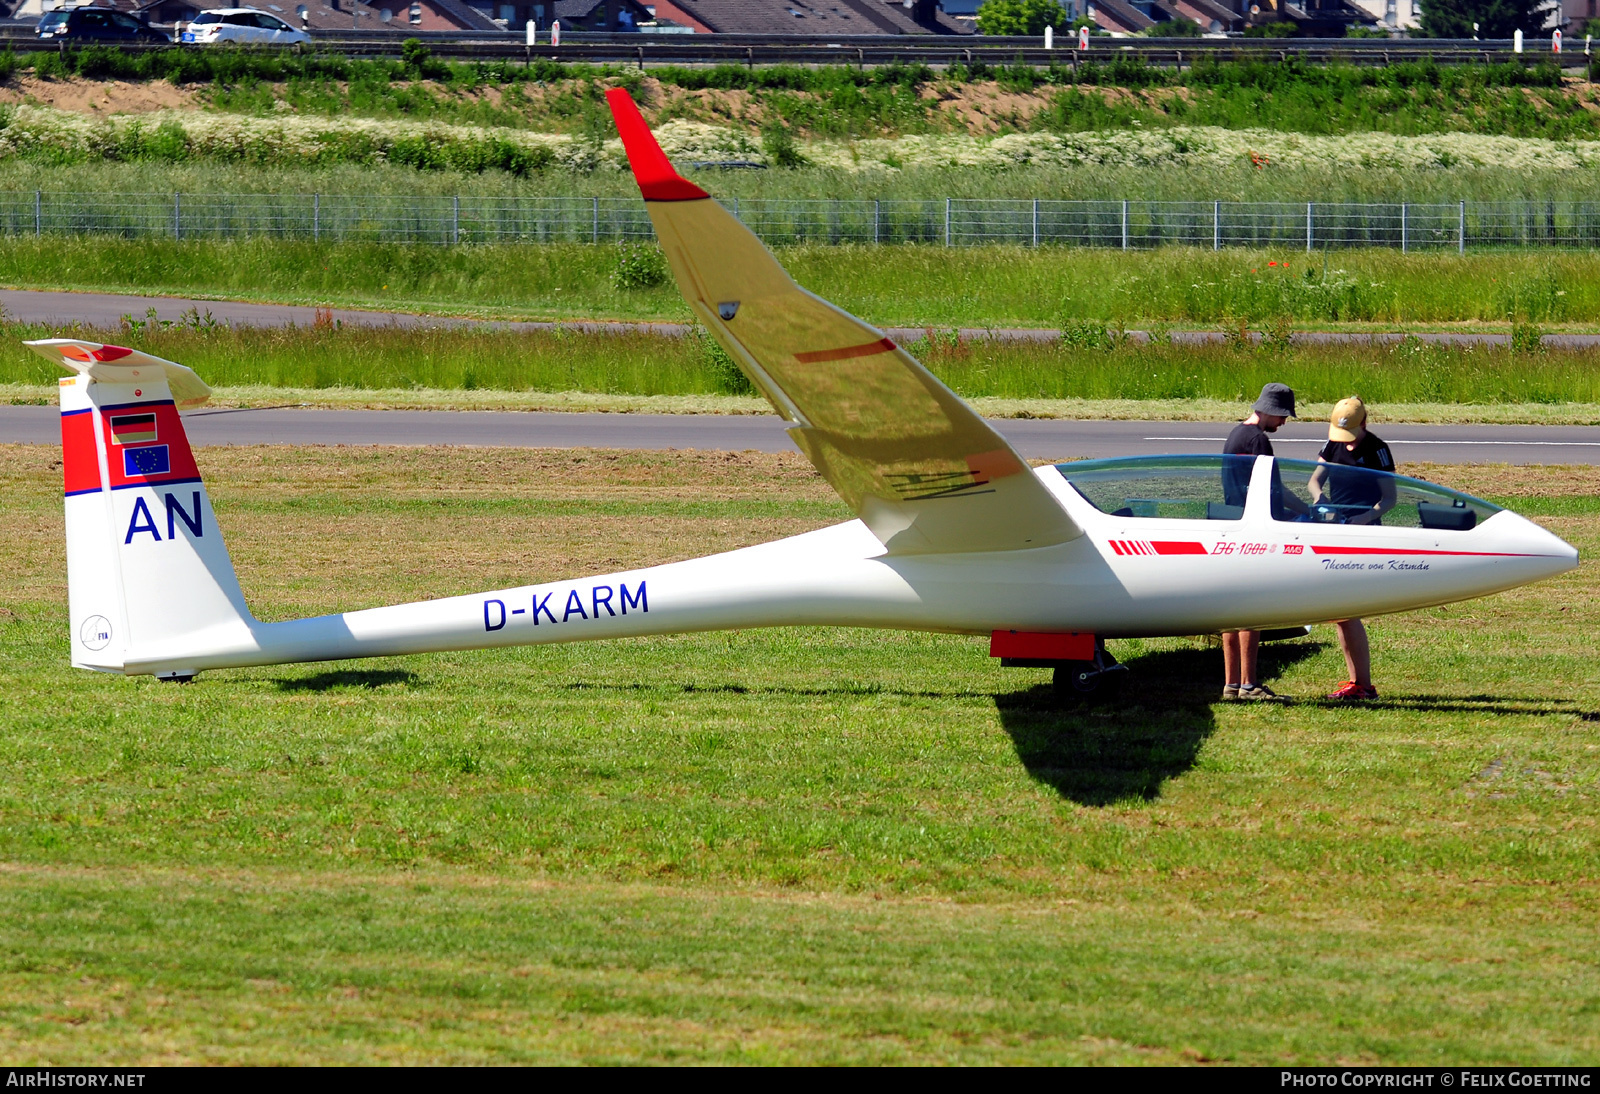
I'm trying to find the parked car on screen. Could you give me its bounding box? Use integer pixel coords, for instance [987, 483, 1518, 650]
[36, 7, 171, 43]
[180, 8, 310, 45]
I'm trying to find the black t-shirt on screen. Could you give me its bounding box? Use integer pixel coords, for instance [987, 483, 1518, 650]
[1318, 432, 1395, 509]
[1222, 421, 1274, 507]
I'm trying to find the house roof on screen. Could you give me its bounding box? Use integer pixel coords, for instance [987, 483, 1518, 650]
[554, 0, 654, 20]
[426, 0, 499, 29]
[292, 0, 388, 27]
[1283, 0, 1376, 24]
[1160, 0, 1242, 28]
[1087, 0, 1155, 32]
[664, 0, 970, 35]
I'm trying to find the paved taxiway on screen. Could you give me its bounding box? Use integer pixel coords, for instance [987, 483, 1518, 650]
[2, 405, 1597, 464]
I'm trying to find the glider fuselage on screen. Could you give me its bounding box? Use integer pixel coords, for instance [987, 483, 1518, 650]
[88, 453, 1572, 679]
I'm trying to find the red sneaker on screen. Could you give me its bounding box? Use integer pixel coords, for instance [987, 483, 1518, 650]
[1325, 681, 1379, 701]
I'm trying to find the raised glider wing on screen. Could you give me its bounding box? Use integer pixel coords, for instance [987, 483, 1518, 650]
[604, 88, 1079, 558]
[34, 94, 1579, 696]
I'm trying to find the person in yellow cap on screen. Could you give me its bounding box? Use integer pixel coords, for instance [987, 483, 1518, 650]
[1309, 396, 1397, 702]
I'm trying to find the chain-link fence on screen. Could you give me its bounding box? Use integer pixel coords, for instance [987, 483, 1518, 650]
[5, 192, 1600, 250]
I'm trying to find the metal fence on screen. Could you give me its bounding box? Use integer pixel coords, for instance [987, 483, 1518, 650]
[5, 192, 1600, 250]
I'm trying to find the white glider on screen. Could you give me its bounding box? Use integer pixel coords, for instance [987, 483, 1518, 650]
[38, 92, 1578, 696]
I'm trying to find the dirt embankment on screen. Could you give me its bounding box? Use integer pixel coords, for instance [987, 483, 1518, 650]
[0, 72, 1163, 137]
[0, 76, 199, 113]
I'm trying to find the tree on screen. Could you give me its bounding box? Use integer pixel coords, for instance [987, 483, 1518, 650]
[1416, 0, 1554, 38]
[975, 0, 1069, 36]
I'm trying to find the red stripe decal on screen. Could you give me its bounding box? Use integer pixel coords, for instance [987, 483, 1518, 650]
[794, 338, 896, 364]
[1312, 546, 1540, 557]
[1152, 541, 1208, 555]
[1110, 541, 1125, 555]
[61, 410, 100, 496]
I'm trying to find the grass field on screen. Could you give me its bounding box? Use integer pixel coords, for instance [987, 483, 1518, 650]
[1, 444, 1596, 1063]
[6, 240, 1600, 328]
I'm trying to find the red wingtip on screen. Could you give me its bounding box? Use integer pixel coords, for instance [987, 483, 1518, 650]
[605, 87, 709, 203]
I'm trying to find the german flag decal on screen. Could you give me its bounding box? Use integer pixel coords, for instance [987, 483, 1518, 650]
[109, 413, 157, 445]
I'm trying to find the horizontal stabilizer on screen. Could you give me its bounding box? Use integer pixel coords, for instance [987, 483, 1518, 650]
[28, 339, 212, 408]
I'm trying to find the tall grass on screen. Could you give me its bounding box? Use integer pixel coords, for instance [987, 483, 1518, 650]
[790, 245, 1600, 326]
[2, 319, 1596, 405]
[6, 240, 1600, 327]
[911, 332, 1600, 404]
[1036, 57, 1594, 139]
[0, 321, 741, 394]
[1, 157, 1598, 205]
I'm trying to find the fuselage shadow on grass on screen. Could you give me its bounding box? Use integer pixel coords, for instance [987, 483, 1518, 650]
[273, 668, 423, 692]
[561, 679, 994, 701]
[996, 641, 1323, 807]
[1334, 694, 1589, 717]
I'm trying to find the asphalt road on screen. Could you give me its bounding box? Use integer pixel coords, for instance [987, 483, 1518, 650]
[9, 287, 1600, 348]
[4, 405, 1598, 464]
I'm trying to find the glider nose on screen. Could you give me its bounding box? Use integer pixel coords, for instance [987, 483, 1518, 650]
[1505, 511, 1580, 579]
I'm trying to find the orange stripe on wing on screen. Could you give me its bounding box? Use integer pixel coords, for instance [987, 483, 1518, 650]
[793, 337, 896, 364]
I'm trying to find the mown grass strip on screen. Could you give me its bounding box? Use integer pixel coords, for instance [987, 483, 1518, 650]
[13, 385, 1600, 424]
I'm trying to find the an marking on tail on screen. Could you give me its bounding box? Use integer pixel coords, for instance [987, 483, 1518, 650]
[123, 491, 207, 544]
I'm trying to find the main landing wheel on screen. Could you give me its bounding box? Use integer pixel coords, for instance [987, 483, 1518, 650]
[1052, 645, 1125, 704]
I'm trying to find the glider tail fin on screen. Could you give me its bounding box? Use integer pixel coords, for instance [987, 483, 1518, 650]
[40, 339, 254, 677]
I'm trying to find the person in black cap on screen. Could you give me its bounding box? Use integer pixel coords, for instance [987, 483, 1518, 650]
[1220, 382, 1304, 701]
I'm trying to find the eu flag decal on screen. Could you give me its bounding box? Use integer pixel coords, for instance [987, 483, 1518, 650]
[123, 444, 170, 477]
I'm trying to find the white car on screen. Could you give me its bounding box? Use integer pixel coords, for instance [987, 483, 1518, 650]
[180, 8, 310, 45]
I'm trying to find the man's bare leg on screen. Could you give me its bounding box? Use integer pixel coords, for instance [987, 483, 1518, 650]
[1238, 629, 1261, 685]
[1222, 630, 1241, 686]
[1334, 619, 1372, 687]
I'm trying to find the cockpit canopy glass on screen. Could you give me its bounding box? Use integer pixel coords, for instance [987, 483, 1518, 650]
[1055, 455, 1502, 530]
[1056, 455, 1257, 521]
[1270, 457, 1502, 530]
